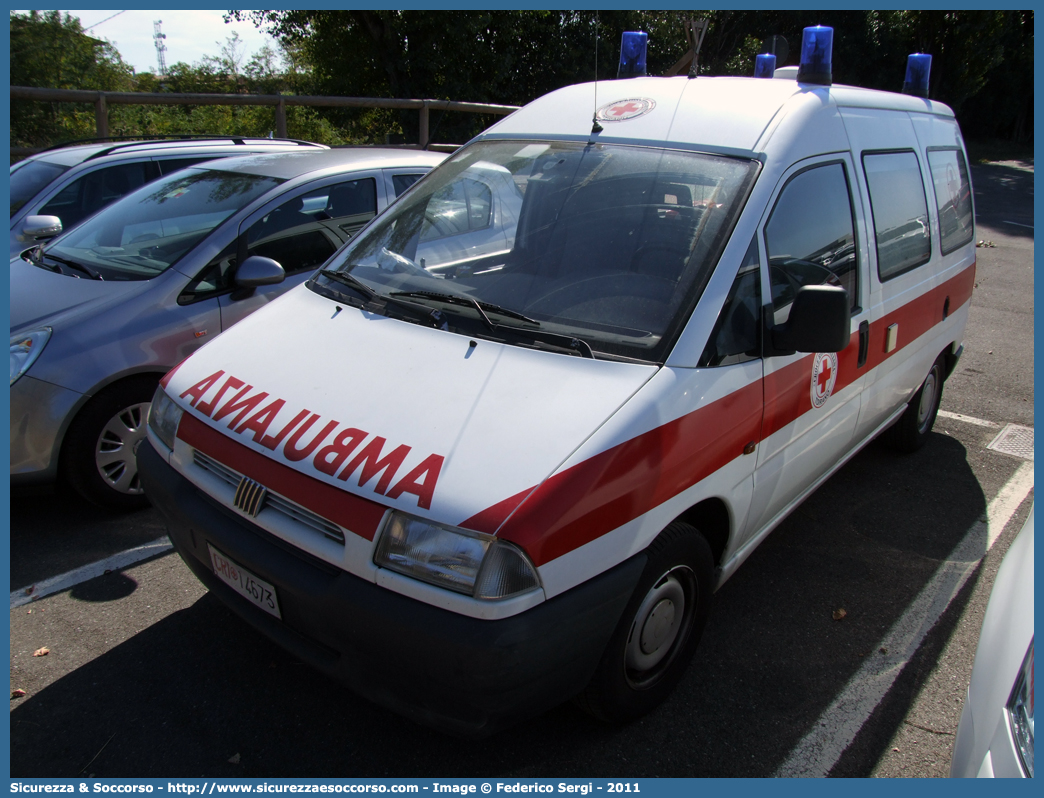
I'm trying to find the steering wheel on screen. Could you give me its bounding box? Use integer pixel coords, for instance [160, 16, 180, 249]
[630, 244, 690, 279]
[424, 211, 456, 238]
[377, 246, 429, 277]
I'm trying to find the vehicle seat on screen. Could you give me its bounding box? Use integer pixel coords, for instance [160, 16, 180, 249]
[326, 181, 377, 218]
[253, 196, 314, 241]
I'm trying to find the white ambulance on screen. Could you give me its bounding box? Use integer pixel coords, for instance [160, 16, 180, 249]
[141, 41, 976, 735]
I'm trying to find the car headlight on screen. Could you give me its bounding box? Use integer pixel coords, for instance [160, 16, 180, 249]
[10, 327, 51, 385]
[148, 386, 184, 452]
[374, 512, 541, 600]
[1007, 640, 1034, 777]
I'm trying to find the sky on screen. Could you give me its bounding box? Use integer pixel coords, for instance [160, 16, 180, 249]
[40, 10, 280, 73]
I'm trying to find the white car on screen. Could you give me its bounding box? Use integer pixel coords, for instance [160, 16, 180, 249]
[138, 34, 979, 734]
[951, 504, 1034, 777]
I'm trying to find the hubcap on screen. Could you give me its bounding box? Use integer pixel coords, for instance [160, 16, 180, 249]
[916, 368, 939, 433]
[94, 402, 150, 495]
[625, 565, 696, 687]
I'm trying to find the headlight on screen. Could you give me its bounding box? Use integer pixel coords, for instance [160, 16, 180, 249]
[147, 386, 184, 452]
[374, 512, 541, 600]
[10, 327, 51, 385]
[1007, 640, 1034, 777]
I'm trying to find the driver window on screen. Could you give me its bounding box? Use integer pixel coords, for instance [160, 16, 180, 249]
[764, 162, 858, 325]
[420, 179, 492, 241]
[245, 179, 377, 275]
[180, 179, 381, 303]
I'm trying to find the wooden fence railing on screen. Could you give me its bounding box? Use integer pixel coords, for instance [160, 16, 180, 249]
[10, 86, 521, 155]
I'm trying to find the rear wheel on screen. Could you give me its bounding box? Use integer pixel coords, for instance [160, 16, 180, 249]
[61, 377, 158, 510]
[885, 356, 945, 453]
[576, 522, 714, 723]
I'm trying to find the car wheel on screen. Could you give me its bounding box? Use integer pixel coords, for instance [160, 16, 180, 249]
[61, 377, 158, 510]
[575, 522, 714, 723]
[885, 356, 945, 453]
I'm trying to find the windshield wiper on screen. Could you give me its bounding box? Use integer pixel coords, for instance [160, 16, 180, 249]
[44, 254, 103, 280]
[317, 269, 442, 328]
[319, 268, 376, 301]
[505, 328, 595, 359]
[390, 290, 540, 328]
[389, 289, 593, 358]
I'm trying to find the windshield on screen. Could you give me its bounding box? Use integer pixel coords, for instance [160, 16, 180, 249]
[10, 159, 70, 216]
[45, 168, 282, 280]
[313, 140, 757, 362]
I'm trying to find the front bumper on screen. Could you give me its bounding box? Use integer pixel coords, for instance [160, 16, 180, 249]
[10, 374, 83, 482]
[139, 442, 645, 736]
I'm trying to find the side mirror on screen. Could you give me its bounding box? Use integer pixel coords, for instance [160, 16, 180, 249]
[22, 215, 63, 240]
[234, 255, 285, 288]
[770, 285, 851, 354]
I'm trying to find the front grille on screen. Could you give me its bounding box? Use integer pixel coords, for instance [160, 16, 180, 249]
[193, 449, 346, 545]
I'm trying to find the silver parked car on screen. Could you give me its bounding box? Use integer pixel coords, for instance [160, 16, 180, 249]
[10, 147, 446, 508]
[951, 503, 1034, 777]
[10, 137, 328, 258]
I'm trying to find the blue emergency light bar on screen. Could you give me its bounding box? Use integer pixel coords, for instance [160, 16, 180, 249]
[796, 26, 833, 85]
[754, 53, 777, 78]
[903, 53, 932, 98]
[618, 31, 648, 78]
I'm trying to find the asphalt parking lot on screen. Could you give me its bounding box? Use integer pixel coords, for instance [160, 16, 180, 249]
[9, 160, 1033, 778]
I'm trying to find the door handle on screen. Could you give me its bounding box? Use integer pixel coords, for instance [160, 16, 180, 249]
[857, 320, 870, 368]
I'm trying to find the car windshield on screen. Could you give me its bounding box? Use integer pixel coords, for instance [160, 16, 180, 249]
[10, 159, 70, 216]
[44, 168, 282, 280]
[314, 140, 757, 362]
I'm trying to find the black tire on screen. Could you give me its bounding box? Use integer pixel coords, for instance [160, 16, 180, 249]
[60, 376, 159, 510]
[884, 356, 945, 453]
[575, 522, 714, 723]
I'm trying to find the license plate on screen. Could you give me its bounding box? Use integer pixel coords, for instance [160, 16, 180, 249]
[208, 544, 282, 619]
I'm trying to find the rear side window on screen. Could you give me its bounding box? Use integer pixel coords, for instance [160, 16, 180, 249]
[927, 148, 974, 254]
[393, 173, 425, 197]
[862, 151, 931, 280]
[764, 162, 858, 323]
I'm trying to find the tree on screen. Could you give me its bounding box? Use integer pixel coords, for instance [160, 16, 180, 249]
[231, 9, 1032, 146]
[10, 10, 134, 147]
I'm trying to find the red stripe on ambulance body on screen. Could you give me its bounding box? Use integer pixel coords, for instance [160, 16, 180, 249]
[177, 412, 387, 540]
[763, 263, 974, 440]
[473, 263, 975, 566]
[488, 379, 764, 565]
[864, 263, 976, 372]
[169, 265, 973, 566]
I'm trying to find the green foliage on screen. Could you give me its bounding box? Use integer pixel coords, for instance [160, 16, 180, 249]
[9, 10, 1034, 152]
[10, 10, 134, 147]
[232, 9, 1031, 143]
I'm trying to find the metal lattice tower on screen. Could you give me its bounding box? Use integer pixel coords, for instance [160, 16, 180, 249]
[153, 20, 168, 76]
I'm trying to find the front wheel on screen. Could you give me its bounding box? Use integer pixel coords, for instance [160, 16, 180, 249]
[61, 377, 158, 510]
[575, 522, 714, 723]
[884, 356, 945, 453]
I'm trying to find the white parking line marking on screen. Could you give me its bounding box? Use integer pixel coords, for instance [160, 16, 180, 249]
[776, 461, 1034, 777]
[937, 410, 1000, 428]
[1003, 220, 1033, 229]
[10, 536, 174, 610]
[986, 461, 1034, 548]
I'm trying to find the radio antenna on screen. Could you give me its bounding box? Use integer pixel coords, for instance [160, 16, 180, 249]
[687, 18, 709, 79]
[592, 11, 603, 133]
